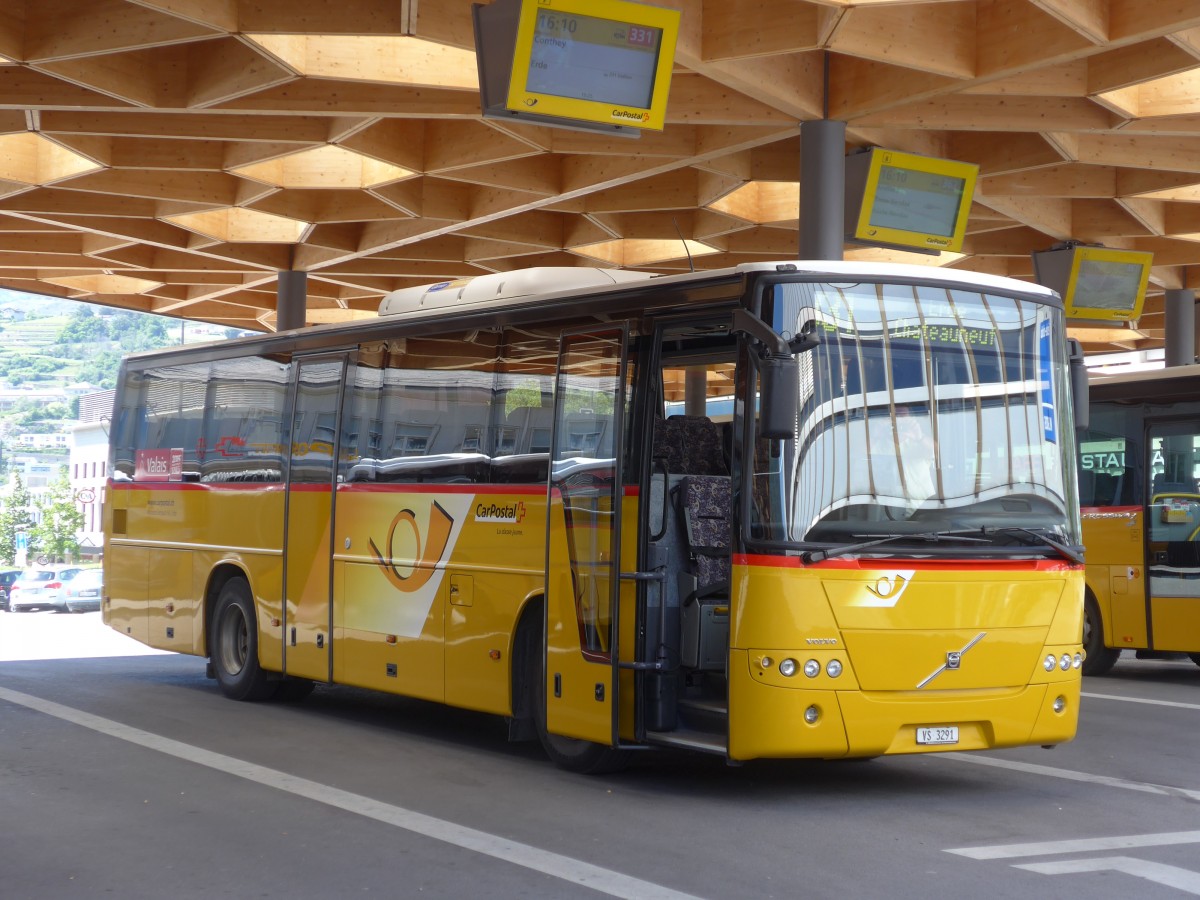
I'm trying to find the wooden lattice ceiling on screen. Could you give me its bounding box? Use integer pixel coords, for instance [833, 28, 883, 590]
[3, 0, 1200, 355]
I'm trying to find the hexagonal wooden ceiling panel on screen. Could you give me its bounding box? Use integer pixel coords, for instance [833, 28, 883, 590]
[2, 0, 1200, 354]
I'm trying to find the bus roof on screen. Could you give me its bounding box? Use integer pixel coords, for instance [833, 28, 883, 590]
[1089, 362, 1200, 402]
[377, 260, 1059, 318]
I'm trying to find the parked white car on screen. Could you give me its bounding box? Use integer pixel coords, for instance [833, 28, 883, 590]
[7, 567, 84, 613]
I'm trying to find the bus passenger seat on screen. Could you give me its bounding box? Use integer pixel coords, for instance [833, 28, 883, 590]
[670, 415, 728, 476]
[678, 474, 731, 671]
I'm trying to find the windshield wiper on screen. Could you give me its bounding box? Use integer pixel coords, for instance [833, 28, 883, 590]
[980, 526, 1084, 565]
[803, 530, 989, 564]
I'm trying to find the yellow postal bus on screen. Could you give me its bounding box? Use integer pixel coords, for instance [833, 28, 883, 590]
[1079, 364, 1200, 674]
[104, 262, 1085, 771]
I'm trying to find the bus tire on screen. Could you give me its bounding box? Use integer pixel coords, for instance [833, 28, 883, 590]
[1082, 595, 1120, 677]
[211, 577, 277, 701]
[532, 614, 627, 775]
[1189, 653, 1200, 669]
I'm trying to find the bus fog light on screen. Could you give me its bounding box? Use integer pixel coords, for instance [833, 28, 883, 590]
[1072, 653, 1082, 669]
[1059, 653, 1071, 671]
[1053, 695, 1066, 713]
[804, 705, 820, 725]
[1043, 654, 1056, 672]
[803, 659, 820, 678]
[760, 656, 774, 669]
[826, 659, 842, 678]
[779, 658, 798, 677]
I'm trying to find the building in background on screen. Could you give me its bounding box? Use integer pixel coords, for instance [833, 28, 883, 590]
[69, 390, 113, 561]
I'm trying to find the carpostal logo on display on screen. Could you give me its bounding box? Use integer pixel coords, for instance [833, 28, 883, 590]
[612, 108, 650, 123]
[475, 500, 527, 529]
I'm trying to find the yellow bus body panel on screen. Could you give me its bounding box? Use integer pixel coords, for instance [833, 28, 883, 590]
[727, 560, 1082, 760]
[1082, 508, 1148, 649]
[332, 486, 546, 714]
[104, 484, 285, 664]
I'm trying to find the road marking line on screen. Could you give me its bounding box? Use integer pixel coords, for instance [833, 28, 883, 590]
[1083, 691, 1200, 712]
[0, 686, 702, 900]
[1015, 856, 1200, 894]
[938, 752, 1200, 802]
[946, 830, 1200, 860]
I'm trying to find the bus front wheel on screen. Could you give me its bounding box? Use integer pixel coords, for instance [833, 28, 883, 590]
[531, 616, 626, 775]
[211, 577, 276, 701]
[1082, 595, 1120, 677]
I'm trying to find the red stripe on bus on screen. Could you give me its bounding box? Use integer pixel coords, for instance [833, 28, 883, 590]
[733, 553, 1075, 572]
[1081, 505, 1140, 514]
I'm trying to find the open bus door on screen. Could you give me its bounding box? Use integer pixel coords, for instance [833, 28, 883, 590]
[1145, 420, 1200, 651]
[544, 326, 630, 746]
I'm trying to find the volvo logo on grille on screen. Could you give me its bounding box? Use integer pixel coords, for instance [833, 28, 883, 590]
[917, 632, 986, 688]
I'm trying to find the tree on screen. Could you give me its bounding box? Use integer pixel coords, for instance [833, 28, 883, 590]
[58, 306, 110, 344]
[31, 467, 83, 564]
[0, 472, 32, 564]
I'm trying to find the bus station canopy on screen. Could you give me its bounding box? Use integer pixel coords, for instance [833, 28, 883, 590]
[2, 0, 1200, 353]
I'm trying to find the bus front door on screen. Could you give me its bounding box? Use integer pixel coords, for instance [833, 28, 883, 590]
[283, 354, 349, 683]
[544, 327, 630, 745]
[1146, 421, 1200, 651]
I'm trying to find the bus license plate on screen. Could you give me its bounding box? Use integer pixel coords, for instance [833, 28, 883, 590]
[916, 726, 959, 746]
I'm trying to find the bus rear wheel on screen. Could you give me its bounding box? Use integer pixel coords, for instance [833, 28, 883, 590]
[1082, 595, 1120, 677]
[211, 577, 276, 701]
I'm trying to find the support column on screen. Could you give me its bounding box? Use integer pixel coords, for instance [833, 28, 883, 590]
[684, 368, 708, 417]
[277, 270, 307, 332]
[1164, 288, 1195, 367]
[799, 119, 846, 262]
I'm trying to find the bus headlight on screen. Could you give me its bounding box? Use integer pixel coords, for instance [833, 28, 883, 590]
[804, 705, 821, 724]
[826, 659, 843, 678]
[1072, 653, 1083, 669]
[1060, 653, 1071, 671]
[779, 658, 798, 677]
[802, 659, 820, 678]
[1044, 654, 1057, 672]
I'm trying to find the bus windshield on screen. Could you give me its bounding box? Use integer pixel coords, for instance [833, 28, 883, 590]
[754, 278, 1082, 556]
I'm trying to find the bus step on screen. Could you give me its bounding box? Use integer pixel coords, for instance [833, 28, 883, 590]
[677, 697, 728, 732]
[644, 727, 726, 755]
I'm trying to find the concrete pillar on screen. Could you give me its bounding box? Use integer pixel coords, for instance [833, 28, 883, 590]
[799, 119, 846, 262]
[1164, 288, 1195, 367]
[277, 270, 307, 332]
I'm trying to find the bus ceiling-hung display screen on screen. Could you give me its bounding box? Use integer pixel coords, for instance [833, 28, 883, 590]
[844, 148, 978, 254]
[1032, 245, 1153, 323]
[473, 0, 680, 137]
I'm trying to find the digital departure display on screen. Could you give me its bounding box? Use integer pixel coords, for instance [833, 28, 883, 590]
[474, 0, 680, 136]
[1071, 257, 1146, 313]
[868, 166, 967, 238]
[1032, 245, 1153, 322]
[845, 149, 978, 254]
[526, 11, 662, 109]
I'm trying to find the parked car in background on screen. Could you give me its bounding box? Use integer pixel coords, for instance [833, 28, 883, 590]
[63, 569, 104, 613]
[0, 568, 22, 611]
[7, 567, 84, 613]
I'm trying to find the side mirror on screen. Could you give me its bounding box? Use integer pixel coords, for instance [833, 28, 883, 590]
[1068, 338, 1088, 432]
[759, 353, 799, 439]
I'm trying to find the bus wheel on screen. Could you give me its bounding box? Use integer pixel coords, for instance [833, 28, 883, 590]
[532, 622, 627, 775]
[1082, 596, 1120, 677]
[211, 577, 277, 701]
[1189, 654, 1200, 669]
